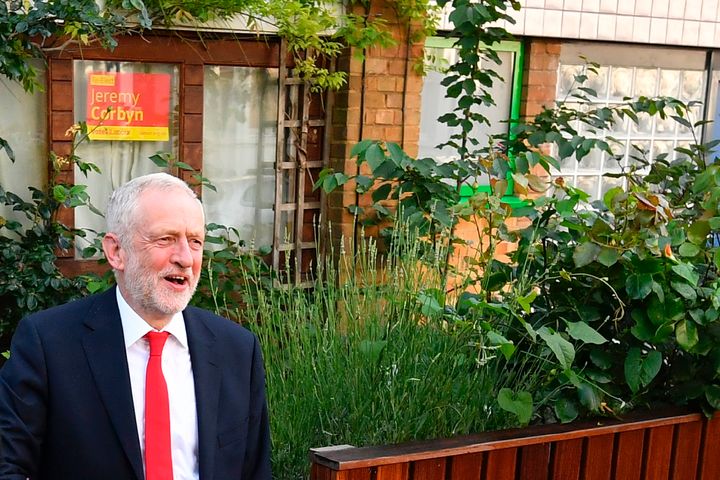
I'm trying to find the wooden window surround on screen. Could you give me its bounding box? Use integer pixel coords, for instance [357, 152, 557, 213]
[48, 32, 328, 282]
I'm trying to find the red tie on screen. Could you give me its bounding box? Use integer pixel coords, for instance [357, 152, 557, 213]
[145, 331, 173, 480]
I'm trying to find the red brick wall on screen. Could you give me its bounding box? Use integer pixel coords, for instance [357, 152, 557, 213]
[328, 0, 425, 242]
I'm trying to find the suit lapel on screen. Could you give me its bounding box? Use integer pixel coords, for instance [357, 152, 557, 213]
[81, 288, 144, 480]
[185, 309, 221, 480]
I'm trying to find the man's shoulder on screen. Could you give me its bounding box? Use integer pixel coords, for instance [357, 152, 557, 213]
[23, 288, 115, 328]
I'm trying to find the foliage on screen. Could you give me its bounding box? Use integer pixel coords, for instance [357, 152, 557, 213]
[237, 227, 547, 479]
[0, 124, 102, 347]
[0, 0, 123, 93]
[316, 1, 720, 425]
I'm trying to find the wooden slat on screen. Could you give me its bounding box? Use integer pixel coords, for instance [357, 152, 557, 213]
[310, 410, 700, 471]
[312, 463, 336, 480]
[671, 420, 702, 480]
[550, 438, 583, 480]
[516, 443, 550, 480]
[699, 414, 720, 479]
[377, 462, 410, 480]
[582, 434, 614, 480]
[484, 448, 516, 480]
[337, 468, 373, 480]
[643, 425, 674, 479]
[411, 458, 445, 480]
[447, 452, 482, 480]
[614, 429, 644, 480]
[272, 39, 288, 273]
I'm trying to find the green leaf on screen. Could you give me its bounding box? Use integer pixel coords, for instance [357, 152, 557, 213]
[597, 247, 619, 267]
[517, 291, 537, 313]
[538, 327, 575, 370]
[365, 143, 385, 171]
[706, 385, 720, 410]
[671, 264, 699, 286]
[678, 242, 701, 257]
[688, 221, 710, 245]
[358, 340, 387, 365]
[676, 319, 699, 351]
[577, 382, 602, 411]
[671, 282, 697, 301]
[566, 321, 607, 345]
[487, 331, 516, 361]
[590, 349, 613, 370]
[626, 273, 653, 299]
[417, 291, 443, 317]
[350, 139, 374, 157]
[554, 398, 579, 423]
[624, 347, 662, 394]
[498, 388, 533, 425]
[573, 242, 601, 268]
[371, 183, 392, 203]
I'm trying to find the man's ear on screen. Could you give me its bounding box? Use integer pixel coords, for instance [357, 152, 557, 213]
[102, 233, 126, 272]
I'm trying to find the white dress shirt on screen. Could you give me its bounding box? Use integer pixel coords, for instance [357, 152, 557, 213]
[117, 288, 200, 480]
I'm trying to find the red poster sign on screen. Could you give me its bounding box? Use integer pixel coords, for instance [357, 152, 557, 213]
[86, 72, 171, 141]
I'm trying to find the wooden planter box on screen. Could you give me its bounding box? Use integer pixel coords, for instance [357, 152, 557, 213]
[309, 409, 720, 480]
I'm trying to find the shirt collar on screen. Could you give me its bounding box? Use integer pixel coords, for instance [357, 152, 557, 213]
[116, 287, 188, 349]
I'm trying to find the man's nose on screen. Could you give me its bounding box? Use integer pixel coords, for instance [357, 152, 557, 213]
[170, 237, 193, 268]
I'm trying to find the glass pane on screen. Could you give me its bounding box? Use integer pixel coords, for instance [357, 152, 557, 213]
[558, 64, 583, 97]
[634, 68, 658, 97]
[680, 70, 704, 101]
[576, 175, 600, 198]
[655, 111, 677, 136]
[73, 60, 180, 257]
[586, 66, 609, 100]
[659, 69, 681, 97]
[600, 176, 624, 197]
[652, 140, 674, 162]
[630, 112, 653, 135]
[628, 140, 651, 168]
[0, 61, 47, 227]
[578, 149, 602, 172]
[202, 65, 278, 249]
[609, 67, 633, 100]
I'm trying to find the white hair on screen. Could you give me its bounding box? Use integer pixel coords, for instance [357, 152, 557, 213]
[105, 173, 201, 246]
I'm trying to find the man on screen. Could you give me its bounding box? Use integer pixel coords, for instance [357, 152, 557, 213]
[0, 173, 271, 479]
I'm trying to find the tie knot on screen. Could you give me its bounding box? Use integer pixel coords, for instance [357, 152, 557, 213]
[146, 331, 170, 357]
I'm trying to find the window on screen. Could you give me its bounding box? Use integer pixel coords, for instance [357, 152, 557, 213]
[73, 60, 180, 253]
[0, 61, 47, 226]
[419, 38, 524, 200]
[202, 66, 279, 248]
[554, 43, 708, 200]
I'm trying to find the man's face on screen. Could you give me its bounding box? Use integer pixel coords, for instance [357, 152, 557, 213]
[119, 186, 205, 326]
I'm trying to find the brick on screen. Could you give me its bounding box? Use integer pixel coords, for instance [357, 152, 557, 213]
[394, 110, 405, 124]
[386, 92, 404, 109]
[377, 76, 397, 92]
[525, 85, 557, 104]
[365, 58, 388, 75]
[364, 91, 386, 108]
[544, 41, 562, 54]
[376, 110, 395, 125]
[384, 126, 403, 142]
[347, 74, 365, 92]
[362, 125, 384, 140]
[404, 76, 423, 93]
[388, 59, 407, 76]
[525, 69, 557, 87]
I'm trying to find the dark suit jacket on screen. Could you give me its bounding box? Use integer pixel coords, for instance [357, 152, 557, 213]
[0, 287, 271, 480]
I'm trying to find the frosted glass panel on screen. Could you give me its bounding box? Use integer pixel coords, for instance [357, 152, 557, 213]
[0, 62, 47, 225]
[419, 48, 514, 163]
[202, 66, 278, 249]
[73, 60, 179, 256]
